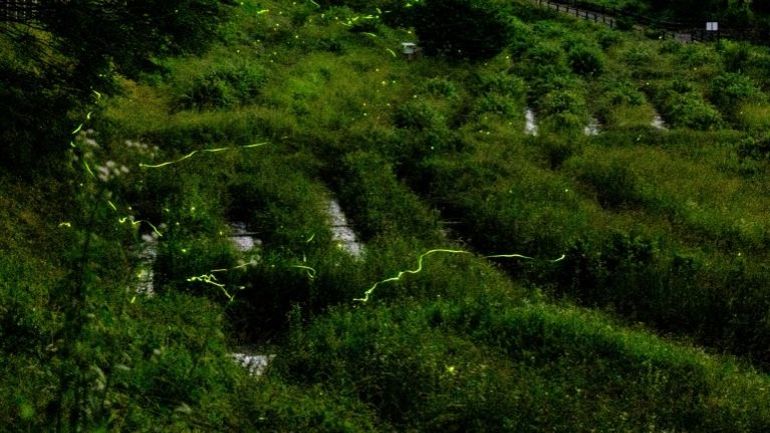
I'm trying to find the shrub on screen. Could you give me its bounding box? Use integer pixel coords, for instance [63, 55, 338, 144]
[571, 159, 641, 208]
[508, 17, 535, 56]
[521, 41, 567, 72]
[421, 77, 459, 98]
[719, 40, 752, 73]
[737, 136, 770, 162]
[709, 73, 764, 113]
[175, 63, 266, 110]
[394, 100, 447, 131]
[538, 88, 588, 133]
[536, 134, 584, 169]
[599, 79, 646, 107]
[596, 28, 623, 50]
[567, 44, 605, 77]
[474, 72, 526, 99]
[654, 82, 724, 130]
[333, 151, 442, 241]
[661, 92, 723, 130]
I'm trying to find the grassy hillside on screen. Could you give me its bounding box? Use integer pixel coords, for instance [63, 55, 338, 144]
[3, 0, 770, 431]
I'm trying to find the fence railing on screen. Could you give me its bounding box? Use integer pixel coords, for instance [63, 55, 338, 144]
[533, 0, 770, 45]
[535, 0, 617, 28]
[1, 0, 41, 24]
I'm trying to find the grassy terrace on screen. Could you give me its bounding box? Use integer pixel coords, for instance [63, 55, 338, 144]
[3, 0, 770, 430]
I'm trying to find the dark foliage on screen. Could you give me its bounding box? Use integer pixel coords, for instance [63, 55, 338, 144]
[412, 0, 511, 61]
[0, 0, 232, 167]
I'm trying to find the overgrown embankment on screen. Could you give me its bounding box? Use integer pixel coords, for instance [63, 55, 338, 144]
[2, 0, 770, 431]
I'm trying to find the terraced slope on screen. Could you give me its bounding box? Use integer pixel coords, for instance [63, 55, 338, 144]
[3, 0, 770, 430]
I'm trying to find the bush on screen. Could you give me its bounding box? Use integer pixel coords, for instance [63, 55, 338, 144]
[332, 151, 442, 242]
[709, 73, 764, 113]
[508, 17, 535, 56]
[536, 134, 584, 169]
[571, 159, 641, 208]
[567, 44, 605, 77]
[394, 100, 447, 132]
[421, 78, 459, 98]
[175, 63, 266, 110]
[538, 88, 588, 133]
[661, 93, 723, 130]
[654, 82, 724, 130]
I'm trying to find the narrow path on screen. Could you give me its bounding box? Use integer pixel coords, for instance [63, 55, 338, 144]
[525, 108, 539, 136]
[327, 198, 365, 259]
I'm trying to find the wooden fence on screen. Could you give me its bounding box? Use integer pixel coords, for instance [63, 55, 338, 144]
[534, 0, 618, 28]
[533, 0, 770, 45]
[1, 0, 41, 23]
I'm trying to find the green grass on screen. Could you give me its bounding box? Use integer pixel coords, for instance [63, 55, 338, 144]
[6, 0, 770, 430]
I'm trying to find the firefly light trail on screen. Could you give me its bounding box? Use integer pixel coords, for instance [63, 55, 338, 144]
[354, 249, 567, 303]
[187, 260, 256, 302]
[187, 261, 318, 301]
[139, 142, 268, 169]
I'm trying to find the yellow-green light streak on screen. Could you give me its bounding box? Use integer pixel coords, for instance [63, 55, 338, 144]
[139, 142, 268, 169]
[187, 260, 257, 302]
[117, 217, 163, 237]
[291, 264, 317, 279]
[354, 249, 566, 303]
[186, 273, 236, 301]
[354, 249, 470, 302]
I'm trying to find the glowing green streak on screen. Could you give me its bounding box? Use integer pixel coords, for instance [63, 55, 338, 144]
[363, 32, 378, 37]
[187, 260, 256, 302]
[139, 142, 268, 169]
[117, 217, 163, 237]
[355, 249, 470, 302]
[210, 260, 256, 274]
[354, 249, 567, 303]
[257, 9, 269, 14]
[386, 48, 397, 57]
[139, 150, 197, 168]
[83, 161, 96, 178]
[487, 253, 566, 262]
[144, 221, 163, 238]
[58, 222, 72, 228]
[242, 142, 268, 149]
[72, 123, 84, 135]
[310, 0, 320, 7]
[107, 200, 118, 211]
[291, 265, 317, 279]
[187, 273, 235, 302]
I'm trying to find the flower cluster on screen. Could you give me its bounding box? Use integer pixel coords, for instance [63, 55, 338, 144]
[95, 160, 130, 182]
[124, 139, 160, 157]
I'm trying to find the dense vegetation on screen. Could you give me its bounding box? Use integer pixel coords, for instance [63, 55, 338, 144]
[0, 0, 231, 165]
[3, 0, 770, 431]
